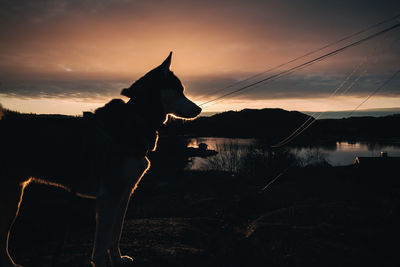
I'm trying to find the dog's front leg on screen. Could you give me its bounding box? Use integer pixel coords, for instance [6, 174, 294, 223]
[91, 186, 125, 267]
[108, 190, 133, 266]
[109, 157, 149, 266]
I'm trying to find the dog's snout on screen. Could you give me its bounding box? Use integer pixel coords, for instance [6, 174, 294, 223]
[185, 99, 201, 118]
[194, 105, 202, 116]
[161, 90, 202, 119]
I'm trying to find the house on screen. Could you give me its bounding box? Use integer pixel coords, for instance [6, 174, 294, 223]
[198, 142, 208, 151]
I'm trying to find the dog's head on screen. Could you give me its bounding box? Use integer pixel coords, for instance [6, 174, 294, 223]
[121, 52, 201, 123]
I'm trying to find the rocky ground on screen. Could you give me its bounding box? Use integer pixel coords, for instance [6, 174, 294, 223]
[9, 164, 400, 267]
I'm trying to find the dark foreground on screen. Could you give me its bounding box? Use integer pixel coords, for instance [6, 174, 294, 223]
[10, 164, 400, 267]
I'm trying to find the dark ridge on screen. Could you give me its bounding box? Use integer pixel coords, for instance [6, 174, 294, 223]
[165, 108, 400, 145]
[165, 108, 311, 143]
[0, 108, 77, 120]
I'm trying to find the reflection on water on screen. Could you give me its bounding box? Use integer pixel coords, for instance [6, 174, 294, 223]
[186, 137, 400, 170]
[187, 138, 256, 171]
[187, 137, 256, 151]
[313, 141, 400, 166]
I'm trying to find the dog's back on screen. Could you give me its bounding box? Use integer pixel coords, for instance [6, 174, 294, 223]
[0, 103, 156, 189]
[0, 112, 103, 187]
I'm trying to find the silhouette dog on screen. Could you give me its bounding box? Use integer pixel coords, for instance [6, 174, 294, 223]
[0, 53, 201, 267]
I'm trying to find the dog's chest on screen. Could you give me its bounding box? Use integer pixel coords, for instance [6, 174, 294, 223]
[1, 116, 153, 193]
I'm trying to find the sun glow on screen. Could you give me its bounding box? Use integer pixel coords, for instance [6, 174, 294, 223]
[131, 156, 151, 194]
[20, 178, 33, 189]
[5, 177, 35, 262]
[27, 177, 97, 199]
[163, 113, 200, 124]
[151, 131, 159, 152]
[29, 177, 72, 192]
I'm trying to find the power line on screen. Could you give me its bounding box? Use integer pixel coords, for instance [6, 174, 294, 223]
[196, 13, 400, 102]
[271, 35, 400, 147]
[273, 61, 371, 148]
[271, 62, 363, 148]
[199, 22, 400, 108]
[348, 69, 400, 116]
[261, 168, 289, 191]
[272, 69, 400, 148]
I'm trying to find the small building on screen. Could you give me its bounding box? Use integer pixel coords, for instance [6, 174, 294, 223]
[198, 143, 208, 151]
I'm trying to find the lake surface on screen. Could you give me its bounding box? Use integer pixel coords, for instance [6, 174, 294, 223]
[187, 137, 400, 170]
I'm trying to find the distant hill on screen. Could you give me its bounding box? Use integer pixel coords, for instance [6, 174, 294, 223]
[165, 108, 311, 143]
[165, 108, 400, 145]
[1, 108, 74, 120]
[305, 114, 400, 143]
[303, 107, 400, 119]
[201, 107, 400, 119]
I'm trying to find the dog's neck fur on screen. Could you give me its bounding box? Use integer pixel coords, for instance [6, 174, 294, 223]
[92, 98, 163, 156]
[127, 98, 165, 131]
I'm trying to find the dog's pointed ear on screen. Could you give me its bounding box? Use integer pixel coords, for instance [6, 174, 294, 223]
[160, 51, 172, 70]
[121, 87, 132, 98]
[121, 80, 145, 98]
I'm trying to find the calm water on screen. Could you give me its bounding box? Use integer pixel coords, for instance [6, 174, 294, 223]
[187, 137, 400, 170]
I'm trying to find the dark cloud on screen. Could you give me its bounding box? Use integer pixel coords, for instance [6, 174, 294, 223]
[0, 79, 128, 99]
[1, 0, 399, 37]
[186, 73, 400, 101]
[0, 0, 399, 105]
[2, 72, 399, 102]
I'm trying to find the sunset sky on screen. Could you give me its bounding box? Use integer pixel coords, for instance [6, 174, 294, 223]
[0, 0, 399, 115]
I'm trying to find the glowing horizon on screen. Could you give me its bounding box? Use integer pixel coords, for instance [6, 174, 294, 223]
[1, 93, 400, 117]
